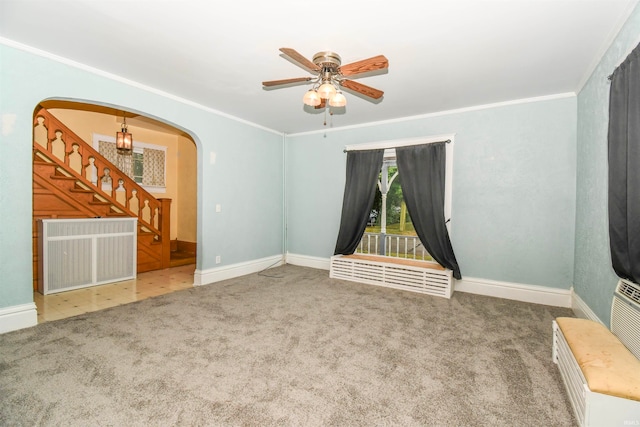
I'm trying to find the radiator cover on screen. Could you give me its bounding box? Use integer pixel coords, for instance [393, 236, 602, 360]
[612, 279, 640, 359]
[330, 254, 453, 298]
[552, 278, 640, 426]
[38, 218, 137, 294]
[553, 321, 587, 424]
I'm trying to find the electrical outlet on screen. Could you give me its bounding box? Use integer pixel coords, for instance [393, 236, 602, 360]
[215, 255, 221, 264]
[215, 204, 221, 213]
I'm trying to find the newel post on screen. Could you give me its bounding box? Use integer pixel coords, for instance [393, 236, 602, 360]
[158, 198, 172, 268]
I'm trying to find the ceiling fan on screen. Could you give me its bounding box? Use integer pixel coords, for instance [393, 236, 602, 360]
[262, 48, 389, 109]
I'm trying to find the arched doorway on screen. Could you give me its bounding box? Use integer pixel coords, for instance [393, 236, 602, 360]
[32, 100, 198, 322]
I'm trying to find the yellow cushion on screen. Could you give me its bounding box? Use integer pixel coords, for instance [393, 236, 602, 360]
[342, 254, 446, 270]
[556, 317, 640, 401]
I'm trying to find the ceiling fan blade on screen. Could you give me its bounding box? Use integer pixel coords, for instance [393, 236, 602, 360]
[340, 80, 384, 99]
[279, 48, 320, 73]
[340, 55, 388, 77]
[262, 77, 313, 87]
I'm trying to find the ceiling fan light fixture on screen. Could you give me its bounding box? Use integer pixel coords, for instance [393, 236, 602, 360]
[263, 48, 388, 123]
[329, 91, 347, 107]
[318, 82, 337, 100]
[303, 89, 321, 106]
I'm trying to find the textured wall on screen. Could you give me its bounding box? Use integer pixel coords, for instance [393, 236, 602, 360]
[575, 3, 640, 326]
[0, 43, 284, 309]
[287, 96, 577, 289]
[177, 135, 198, 243]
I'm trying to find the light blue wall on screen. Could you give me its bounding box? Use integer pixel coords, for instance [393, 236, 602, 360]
[286, 97, 577, 289]
[575, 3, 640, 326]
[0, 43, 284, 309]
[4, 3, 638, 319]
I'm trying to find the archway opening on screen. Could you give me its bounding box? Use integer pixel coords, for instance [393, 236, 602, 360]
[32, 99, 198, 322]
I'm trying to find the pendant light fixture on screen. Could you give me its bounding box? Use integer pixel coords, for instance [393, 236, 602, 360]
[116, 114, 133, 152]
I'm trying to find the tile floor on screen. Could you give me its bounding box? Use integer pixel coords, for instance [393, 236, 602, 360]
[34, 264, 195, 323]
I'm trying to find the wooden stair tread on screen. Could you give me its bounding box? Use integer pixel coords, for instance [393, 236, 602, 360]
[169, 249, 196, 267]
[138, 231, 162, 244]
[49, 175, 76, 181]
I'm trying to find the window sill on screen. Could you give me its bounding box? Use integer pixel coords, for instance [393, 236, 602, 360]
[143, 185, 166, 194]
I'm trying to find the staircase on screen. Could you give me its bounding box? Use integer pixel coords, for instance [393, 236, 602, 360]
[169, 240, 197, 267]
[32, 107, 172, 291]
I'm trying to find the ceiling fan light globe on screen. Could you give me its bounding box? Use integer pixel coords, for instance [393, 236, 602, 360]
[329, 92, 347, 107]
[318, 82, 337, 100]
[303, 90, 321, 106]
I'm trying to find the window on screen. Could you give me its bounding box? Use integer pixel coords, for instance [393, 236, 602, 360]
[369, 155, 404, 228]
[346, 135, 454, 261]
[132, 151, 144, 184]
[93, 133, 167, 193]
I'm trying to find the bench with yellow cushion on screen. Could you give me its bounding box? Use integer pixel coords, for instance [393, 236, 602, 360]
[555, 316, 640, 401]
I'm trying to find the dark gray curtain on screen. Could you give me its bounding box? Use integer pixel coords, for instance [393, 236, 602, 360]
[396, 143, 461, 279]
[334, 149, 384, 255]
[608, 42, 640, 283]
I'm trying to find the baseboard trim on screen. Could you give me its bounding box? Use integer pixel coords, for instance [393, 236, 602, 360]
[285, 254, 571, 307]
[194, 255, 284, 286]
[0, 303, 38, 334]
[285, 253, 331, 270]
[177, 240, 197, 254]
[455, 276, 572, 307]
[571, 290, 604, 324]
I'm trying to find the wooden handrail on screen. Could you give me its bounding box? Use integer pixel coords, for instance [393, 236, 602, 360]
[33, 107, 165, 240]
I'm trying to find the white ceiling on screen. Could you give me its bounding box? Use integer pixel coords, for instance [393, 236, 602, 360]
[1, 0, 637, 134]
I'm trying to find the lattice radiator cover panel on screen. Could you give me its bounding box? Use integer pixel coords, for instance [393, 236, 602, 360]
[553, 321, 587, 425]
[330, 255, 453, 299]
[38, 218, 137, 294]
[612, 279, 640, 359]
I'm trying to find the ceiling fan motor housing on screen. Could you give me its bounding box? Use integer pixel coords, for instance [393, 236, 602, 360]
[313, 51, 342, 72]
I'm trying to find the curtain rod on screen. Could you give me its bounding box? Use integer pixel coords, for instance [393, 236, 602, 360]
[343, 139, 451, 153]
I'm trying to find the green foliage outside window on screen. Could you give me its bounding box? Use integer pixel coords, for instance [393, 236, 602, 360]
[132, 152, 144, 184]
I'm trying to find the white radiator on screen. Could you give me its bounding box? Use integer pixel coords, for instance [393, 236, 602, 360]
[38, 218, 137, 294]
[330, 254, 453, 298]
[612, 279, 640, 359]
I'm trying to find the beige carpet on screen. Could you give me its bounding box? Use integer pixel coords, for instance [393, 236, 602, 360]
[0, 265, 576, 426]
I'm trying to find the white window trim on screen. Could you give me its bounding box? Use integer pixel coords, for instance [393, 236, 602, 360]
[344, 134, 454, 231]
[92, 133, 167, 193]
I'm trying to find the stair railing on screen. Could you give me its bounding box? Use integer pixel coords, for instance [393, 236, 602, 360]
[33, 107, 171, 267]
